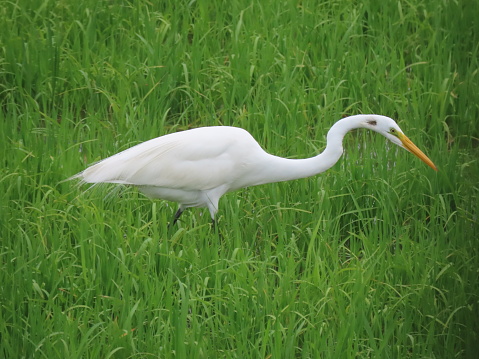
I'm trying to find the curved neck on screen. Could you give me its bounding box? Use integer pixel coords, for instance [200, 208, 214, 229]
[254, 116, 369, 184]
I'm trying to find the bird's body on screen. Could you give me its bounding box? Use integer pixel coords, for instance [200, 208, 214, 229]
[72, 115, 437, 222]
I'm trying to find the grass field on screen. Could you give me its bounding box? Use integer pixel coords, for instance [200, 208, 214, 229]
[1, 0, 478, 358]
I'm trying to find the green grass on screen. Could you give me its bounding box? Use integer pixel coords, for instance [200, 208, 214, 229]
[1, 0, 478, 358]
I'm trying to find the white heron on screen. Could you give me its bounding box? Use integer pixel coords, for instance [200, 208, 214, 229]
[71, 114, 437, 224]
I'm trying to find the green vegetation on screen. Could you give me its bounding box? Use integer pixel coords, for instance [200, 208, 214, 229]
[1, 0, 478, 357]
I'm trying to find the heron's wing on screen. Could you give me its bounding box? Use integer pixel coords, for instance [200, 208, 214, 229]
[78, 127, 260, 191]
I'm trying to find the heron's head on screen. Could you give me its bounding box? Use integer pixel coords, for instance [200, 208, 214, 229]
[363, 115, 437, 171]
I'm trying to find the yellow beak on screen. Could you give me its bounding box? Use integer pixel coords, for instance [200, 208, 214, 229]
[398, 132, 437, 171]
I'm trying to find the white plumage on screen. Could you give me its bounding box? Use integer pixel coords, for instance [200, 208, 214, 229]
[71, 114, 436, 223]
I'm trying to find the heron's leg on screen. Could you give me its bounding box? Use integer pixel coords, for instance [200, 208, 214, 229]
[167, 208, 184, 233]
[172, 208, 184, 225]
[211, 217, 224, 241]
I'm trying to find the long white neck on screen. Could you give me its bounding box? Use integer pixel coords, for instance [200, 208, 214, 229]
[253, 115, 371, 185]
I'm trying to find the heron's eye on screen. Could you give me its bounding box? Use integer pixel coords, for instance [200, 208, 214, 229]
[390, 128, 397, 135]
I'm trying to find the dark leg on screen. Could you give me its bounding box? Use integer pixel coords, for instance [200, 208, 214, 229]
[210, 217, 223, 240]
[172, 208, 184, 225]
[167, 208, 184, 232]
